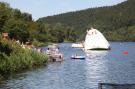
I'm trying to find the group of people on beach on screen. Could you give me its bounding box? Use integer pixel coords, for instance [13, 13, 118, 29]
[32, 45, 64, 62]
[32, 45, 60, 55]
[46, 47, 60, 55]
[33, 47, 44, 53]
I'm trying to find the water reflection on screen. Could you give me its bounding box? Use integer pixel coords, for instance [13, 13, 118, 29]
[85, 50, 108, 59]
[84, 50, 109, 88]
[1, 42, 135, 89]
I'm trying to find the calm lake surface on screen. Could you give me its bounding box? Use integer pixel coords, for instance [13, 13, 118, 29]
[1, 42, 135, 89]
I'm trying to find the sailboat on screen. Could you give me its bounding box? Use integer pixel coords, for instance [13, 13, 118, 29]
[84, 28, 110, 50]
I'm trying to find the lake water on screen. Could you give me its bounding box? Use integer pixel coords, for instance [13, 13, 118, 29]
[1, 42, 135, 89]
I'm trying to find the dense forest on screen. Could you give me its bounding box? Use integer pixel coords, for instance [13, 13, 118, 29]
[0, 0, 135, 44]
[38, 0, 135, 41]
[0, 2, 77, 45]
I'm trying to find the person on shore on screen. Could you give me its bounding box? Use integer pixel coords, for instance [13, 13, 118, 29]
[40, 48, 44, 53]
[55, 47, 59, 54]
[46, 48, 50, 55]
[37, 48, 41, 53]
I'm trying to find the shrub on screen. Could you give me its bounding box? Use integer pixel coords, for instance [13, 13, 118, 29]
[0, 39, 48, 77]
[32, 39, 47, 47]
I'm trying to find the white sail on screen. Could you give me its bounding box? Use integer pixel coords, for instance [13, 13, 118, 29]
[84, 28, 110, 50]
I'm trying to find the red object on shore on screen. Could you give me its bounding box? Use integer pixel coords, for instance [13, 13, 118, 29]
[2, 32, 9, 40]
[123, 51, 128, 55]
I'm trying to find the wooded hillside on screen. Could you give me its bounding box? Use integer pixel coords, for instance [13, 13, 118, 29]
[0, 2, 76, 44]
[38, 0, 135, 41]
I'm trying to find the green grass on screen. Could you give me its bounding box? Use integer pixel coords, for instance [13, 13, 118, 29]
[0, 39, 48, 79]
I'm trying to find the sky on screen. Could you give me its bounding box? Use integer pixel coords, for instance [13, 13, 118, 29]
[0, 0, 126, 20]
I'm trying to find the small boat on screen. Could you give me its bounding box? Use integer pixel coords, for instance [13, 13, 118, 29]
[71, 43, 84, 48]
[71, 55, 85, 60]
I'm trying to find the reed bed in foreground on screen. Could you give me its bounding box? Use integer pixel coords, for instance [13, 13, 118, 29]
[0, 39, 48, 79]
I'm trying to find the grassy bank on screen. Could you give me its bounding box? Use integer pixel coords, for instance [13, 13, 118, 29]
[32, 39, 48, 47]
[0, 39, 48, 79]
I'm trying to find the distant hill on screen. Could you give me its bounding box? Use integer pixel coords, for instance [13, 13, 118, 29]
[37, 0, 135, 41]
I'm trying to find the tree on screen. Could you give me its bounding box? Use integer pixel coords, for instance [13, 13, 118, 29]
[0, 2, 10, 32]
[2, 19, 29, 42]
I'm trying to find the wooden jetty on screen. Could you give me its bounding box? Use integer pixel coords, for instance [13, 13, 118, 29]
[46, 44, 64, 62]
[48, 53, 64, 62]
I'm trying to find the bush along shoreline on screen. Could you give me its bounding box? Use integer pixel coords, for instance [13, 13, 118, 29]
[0, 39, 48, 80]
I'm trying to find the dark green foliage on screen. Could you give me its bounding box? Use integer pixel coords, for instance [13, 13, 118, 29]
[37, 22, 77, 42]
[0, 39, 48, 76]
[0, 2, 10, 32]
[1, 0, 135, 43]
[0, 2, 77, 43]
[2, 19, 30, 42]
[0, 41, 12, 55]
[0, 2, 32, 43]
[0, 2, 49, 80]
[12, 9, 32, 21]
[38, 0, 135, 41]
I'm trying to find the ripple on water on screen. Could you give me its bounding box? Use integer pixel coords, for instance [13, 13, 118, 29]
[1, 42, 135, 89]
